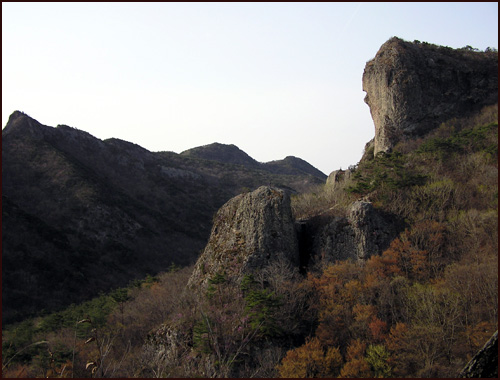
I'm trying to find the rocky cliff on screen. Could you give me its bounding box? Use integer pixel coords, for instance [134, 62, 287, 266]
[188, 186, 299, 288]
[363, 37, 498, 155]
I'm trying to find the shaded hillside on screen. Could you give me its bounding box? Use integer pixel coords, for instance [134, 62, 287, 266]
[1, 111, 325, 324]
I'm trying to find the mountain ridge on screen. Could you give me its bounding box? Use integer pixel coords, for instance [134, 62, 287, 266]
[2, 111, 326, 324]
[180, 142, 327, 179]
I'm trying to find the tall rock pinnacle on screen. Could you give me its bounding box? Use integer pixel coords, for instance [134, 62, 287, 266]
[188, 186, 299, 288]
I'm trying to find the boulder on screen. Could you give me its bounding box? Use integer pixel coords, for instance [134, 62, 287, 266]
[188, 186, 299, 288]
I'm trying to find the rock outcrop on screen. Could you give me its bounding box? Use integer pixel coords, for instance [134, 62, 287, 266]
[188, 186, 299, 288]
[325, 168, 353, 189]
[298, 201, 400, 264]
[459, 330, 498, 378]
[189, 185, 400, 287]
[363, 37, 498, 155]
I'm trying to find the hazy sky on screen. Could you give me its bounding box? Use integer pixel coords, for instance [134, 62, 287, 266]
[2, 2, 498, 175]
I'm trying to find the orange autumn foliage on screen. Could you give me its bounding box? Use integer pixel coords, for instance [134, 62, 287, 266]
[277, 337, 343, 378]
[340, 339, 372, 378]
[369, 317, 388, 343]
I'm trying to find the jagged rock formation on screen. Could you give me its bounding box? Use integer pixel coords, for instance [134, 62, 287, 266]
[188, 185, 400, 289]
[297, 201, 400, 264]
[188, 186, 299, 288]
[363, 37, 498, 155]
[459, 330, 498, 378]
[148, 186, 301, 377]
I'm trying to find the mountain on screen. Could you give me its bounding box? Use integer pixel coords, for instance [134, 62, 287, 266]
[263, 156, 328, 179]
[181, 142, 328, 180]
[1, 111, 326, 324]
[181, 143, 262, 169]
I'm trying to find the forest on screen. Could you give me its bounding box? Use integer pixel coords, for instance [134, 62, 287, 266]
[2, 104, 498, 378]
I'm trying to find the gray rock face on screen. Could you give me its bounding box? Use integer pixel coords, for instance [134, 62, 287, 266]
[326, 169, 353, 189]
[299, 201, 400, 263]
[459, 330, 498, 378]
[363, 37, 498, 155]
[349, 201, 398, 260]
[142, 324, 188, 371]
[188, 186, 299, 288]
[191, 186, 399, 282]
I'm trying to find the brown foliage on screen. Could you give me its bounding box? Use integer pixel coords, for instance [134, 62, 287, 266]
[2, 363, 30, 378]
[339, 339, 372, 378]
[277, 337, 343, 378]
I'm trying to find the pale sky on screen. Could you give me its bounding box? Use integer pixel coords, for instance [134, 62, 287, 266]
[2, 2, 498, 175]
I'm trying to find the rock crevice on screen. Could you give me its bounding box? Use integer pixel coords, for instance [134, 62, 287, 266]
[298, 201, 400, 264]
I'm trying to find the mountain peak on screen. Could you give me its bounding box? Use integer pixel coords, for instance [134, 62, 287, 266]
[4, 110, 38, 127]
[180, 142, 261, 168]
[263, 156, 327, 179]
[2, 110, 49, 139]
[7, 110, 27, 122]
